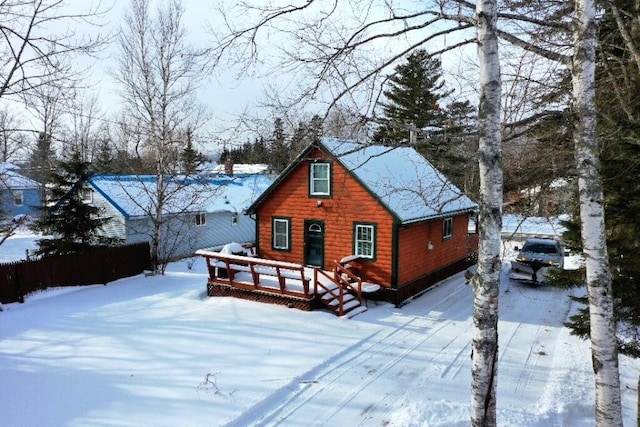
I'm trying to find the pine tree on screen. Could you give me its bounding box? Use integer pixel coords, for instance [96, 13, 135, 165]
[269, 117, 289, 172]
[373, 49, 476, 193]
[290, 115, 323, 161]
[36, 150, 118, 255]
[374, 49, 450, 146]
[29, 131, 57, 218]
[181, 130, 205, 175]
[94, 138, 115, 173]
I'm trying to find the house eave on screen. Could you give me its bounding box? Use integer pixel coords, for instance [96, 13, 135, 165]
[400, 206, 478, 225]
[245, 143, 320, 215]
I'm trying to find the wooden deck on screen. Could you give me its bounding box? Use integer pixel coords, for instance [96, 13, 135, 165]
[196, 250, 380, 317]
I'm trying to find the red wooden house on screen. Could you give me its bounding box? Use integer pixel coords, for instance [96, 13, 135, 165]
[245, 137, 478, 306]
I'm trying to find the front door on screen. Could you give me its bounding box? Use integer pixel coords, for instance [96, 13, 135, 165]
[304, 220, 324, 268]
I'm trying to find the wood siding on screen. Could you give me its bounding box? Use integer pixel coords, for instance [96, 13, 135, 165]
[256, 148, 395, 287]
[397, 215, 476, 285]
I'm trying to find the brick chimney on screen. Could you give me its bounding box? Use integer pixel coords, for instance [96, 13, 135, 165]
[224, 158, 233, 176]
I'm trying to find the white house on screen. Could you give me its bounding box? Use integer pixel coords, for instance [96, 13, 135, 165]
[84, 173, 272, 260]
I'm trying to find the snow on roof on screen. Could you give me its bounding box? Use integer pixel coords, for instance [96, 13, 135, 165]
[0, 162, 20, 172]
[0, 163, 39, 189]
[209, 164, 271, 174]
[502, 214, 567, 237]
[89, 174, 272, 219]
[321, 137, 477, 223]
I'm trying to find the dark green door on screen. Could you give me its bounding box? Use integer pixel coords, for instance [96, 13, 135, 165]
[304, 220, 324, 267]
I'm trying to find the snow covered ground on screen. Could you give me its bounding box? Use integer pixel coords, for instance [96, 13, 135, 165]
[1, 230, 639, 426]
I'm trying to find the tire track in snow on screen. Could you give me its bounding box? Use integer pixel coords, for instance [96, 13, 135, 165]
[309, 309, 470, 426]
[355, 316, 474, 426]
[513, 325, 549, 396]
[498, 278, 575, 403]
[224, 279, 472, 427]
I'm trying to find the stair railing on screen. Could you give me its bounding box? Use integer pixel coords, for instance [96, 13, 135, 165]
[333, 260, 364, 306]
[313, 267, 346, 316]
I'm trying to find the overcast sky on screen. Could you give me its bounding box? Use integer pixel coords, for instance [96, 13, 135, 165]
[49, 0, 480, 153]
[57, 0, 272, 151]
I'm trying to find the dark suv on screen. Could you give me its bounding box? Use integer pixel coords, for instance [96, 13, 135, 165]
[509, 238, 564, 284]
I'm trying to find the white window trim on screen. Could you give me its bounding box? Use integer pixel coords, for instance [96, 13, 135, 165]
[354, 223, 375, 259]
[195, 212, 207, 226]
[273, 218, 290, 250]
[443, 217, 453, 239]
[13, 190, 23, 206]
[82, 188, 93, 203]
[310, 163, 330, 196]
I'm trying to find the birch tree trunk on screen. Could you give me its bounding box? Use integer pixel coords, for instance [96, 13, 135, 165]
[572, 0, 623, 425]
[471, 1, 502, 425]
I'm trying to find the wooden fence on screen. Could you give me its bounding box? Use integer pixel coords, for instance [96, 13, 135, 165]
[0, 242, 151, 304]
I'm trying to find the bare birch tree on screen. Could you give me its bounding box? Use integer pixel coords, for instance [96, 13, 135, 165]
[572, 0, 622, 424]
[0, 0, 105, 103]
[0, 107, 27, 162]
[114, 0, 208, 273]
[66, 94, 103, 162]
[470, 1, 502, 425]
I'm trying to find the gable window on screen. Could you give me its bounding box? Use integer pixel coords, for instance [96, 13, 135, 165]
[310, 162, 331, 196]
[13, 191, 23, 206]
[354, 223, 376, 259]
[443, 217, 453, 240]
[81, 188, 93, 202]
[272, 217, 291, 251]
[195, 212, 207, 226]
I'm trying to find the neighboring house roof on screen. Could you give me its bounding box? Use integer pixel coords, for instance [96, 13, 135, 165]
[209, 163, 271, 175]
[0, 163, 39, 190]
[247, 137, 477, 224]
[88, 174, 272, 220]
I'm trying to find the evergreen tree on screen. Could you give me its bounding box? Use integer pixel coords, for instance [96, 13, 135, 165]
[253, 136, 267, 163]
[270, 117, 289, 172]
[36, 150, 118, 255]
[28, 131, 57, 217]
[94, 138, 115, 173]
[290, 115, 323, 161]
[373, 49, 450, 146]
[373, 49, 477, 193]
[181, 130, 205, 175]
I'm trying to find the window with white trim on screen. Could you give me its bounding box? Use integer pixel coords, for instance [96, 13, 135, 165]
[81, 188, 92, 202]
[354, 223, 375, 259]
[273, 217, 291, 250]
[13, 191, 23, 206]
[195, 212, 207, 226]
[443, 217, 453, 239]
[310, 162, 330, 196]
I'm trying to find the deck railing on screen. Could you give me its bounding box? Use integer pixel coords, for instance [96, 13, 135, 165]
[196, 250, 312, 299]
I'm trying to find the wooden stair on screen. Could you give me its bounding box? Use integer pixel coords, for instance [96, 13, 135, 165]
[316, 281, 367, 318]
[313, 261, 373, 318]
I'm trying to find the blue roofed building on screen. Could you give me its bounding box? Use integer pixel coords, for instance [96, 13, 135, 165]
[0, 162, 41, 221]
[84, 171, 271, 260]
